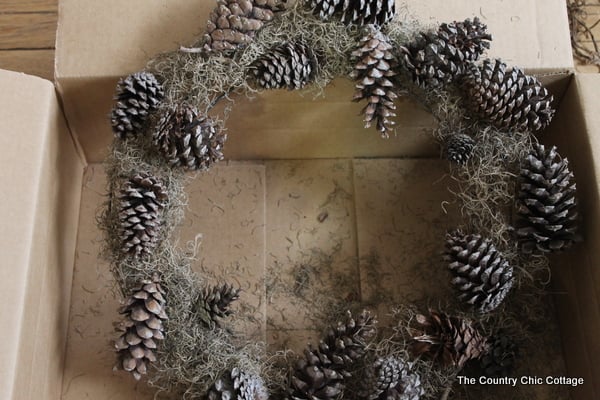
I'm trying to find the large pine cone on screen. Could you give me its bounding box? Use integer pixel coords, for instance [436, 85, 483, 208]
[290, 310, 377, 400]
[462, 59, 555, 132]
[114, 274, 168, 380]
[350, 25, 399, 137]
[118, 173, 168, 258]
[516, 144, 579, 253]
[410, 310, 487, 368]
[195, 283, 241, 329]
[110, 71, 164, 139]
[479, 333, 517, 377]
[154, 105, 227, 171]
[305, 0, 394, 27]
[445, 230, 514, 313]
[251, 42, 317, 90]
[361, 356, 424, 400]
[401, 18, 491, 88]
[203, 0, 282, 52]
[445, 133, 475, 165]
[207, 367, 269, 400]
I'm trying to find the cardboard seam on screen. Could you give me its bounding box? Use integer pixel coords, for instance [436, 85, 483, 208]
[54, 81, 88, 167]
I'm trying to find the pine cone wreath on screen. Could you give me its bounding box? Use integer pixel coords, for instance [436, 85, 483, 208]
[479, 333, 517, 377]
[251, 42, 317, 90]
[203, 0, 283, 53]
[361, 356, 424, 400]
[207, 367, 269, 400]
[445, 133, 475, 165]
[305, 0, 395, 27]
[410, 309, 487, 368]
[350, 25, 399, 137]
[119, 173, 168, 258]
[114, 274, 168, 380]
[110, 71, 164, 139]
[289, 310, 377, 400]
[444, 230, 513, 313]
[516, 144, 579, 254]
[461, 59, 555, 132]
[154, 105, 227, 170]
[401, 18, 491, 88]
[196, 283, 241, 328]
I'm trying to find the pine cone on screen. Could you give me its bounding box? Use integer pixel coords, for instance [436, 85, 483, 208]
[444, 230, 514, 313]
[154, 105, 227, 170]
[290, 310, 377, 400]
[251, 42, 317, 90]
[462, 59, 555, 132]
[445, 133, 475, 165]
[401, 18, 491, 88]
[516, 144, 579, 253]
[361, 356, 424, 400]
[350, 25, 399, 137]
[410, 310, 487, 368]
[118, 173, 168, 258]
[207, 367, 269, 400]
[203, 0, 282, 53]
[479, 334, 517, 377]
[110, 71, 164, 139]
[306, 0, 395, 27]
[114, 274, 168, 380]
[196, 284, 241, 328]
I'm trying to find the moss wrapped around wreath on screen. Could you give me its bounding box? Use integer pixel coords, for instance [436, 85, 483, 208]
[99, 1, 579, 400]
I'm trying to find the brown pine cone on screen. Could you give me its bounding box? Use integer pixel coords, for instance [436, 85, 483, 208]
[118, 173, 168, 258]
[207, 367, 269, 400]
[154, 105, 227, 171]
[351, 25, 399, 137]
[251, 41, 317, 90]
[195, 283, 241, 328]
[305, 0, 395, 27]
[114, 274, 168, 380]
[410, 309, 487, 368]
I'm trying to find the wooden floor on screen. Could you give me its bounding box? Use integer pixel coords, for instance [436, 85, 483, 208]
[0, 0, 57, 81]
[0, 0, 598, 80]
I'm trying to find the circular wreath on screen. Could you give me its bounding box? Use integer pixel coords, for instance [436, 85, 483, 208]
[101, 1, 579, 399]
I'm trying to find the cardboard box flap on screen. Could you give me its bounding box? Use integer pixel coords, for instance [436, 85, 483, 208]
[0, 70, 84, 400]
[545, 74, 600, 399]
[55, 0, 574, 163]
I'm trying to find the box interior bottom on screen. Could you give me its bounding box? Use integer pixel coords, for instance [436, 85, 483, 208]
[61, 159, 568, 400]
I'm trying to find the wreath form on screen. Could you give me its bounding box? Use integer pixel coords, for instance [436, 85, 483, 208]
[101, 2, 579, 399]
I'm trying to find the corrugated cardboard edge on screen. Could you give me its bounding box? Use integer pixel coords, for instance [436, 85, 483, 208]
[0, 70, 85, 400]
[546, 74, 600, 400]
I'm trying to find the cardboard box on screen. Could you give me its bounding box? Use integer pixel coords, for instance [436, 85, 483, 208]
[2, 1, 598, 400]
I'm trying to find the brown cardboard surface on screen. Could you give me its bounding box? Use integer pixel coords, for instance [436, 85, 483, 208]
[353, 159, 459, 326]
[55, 0, 574, 163]
[264, 160, 359, 351]
[546, 74, 600, 400]
[179, 162, 267, 339]
[0, 70, 83, 400]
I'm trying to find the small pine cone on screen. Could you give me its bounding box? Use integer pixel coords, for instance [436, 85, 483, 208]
[410, 309, 488, 368]
[114, 274, 168, 380]
[516, 144, 579, 253]
[154, 105, 227, 171]
[350, 25, 399, 137]
[251, 42, 317, 90]
[462, 59, 555, 132]
[119, 173, 168, 258]
[445, 134, 475, 165]
[444, 230, 514, 313]
[361, 356, 424, 400]
[401, 18, 491, 88]
[110, 71, 164, 139]
[196, 283, 241, 328]
[207, 367, 269, 400]
[479, 334, 517, 377]
[306, 0, 395, 27]
[203, 0, 282, 53]
[289, 310, 377, 400]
